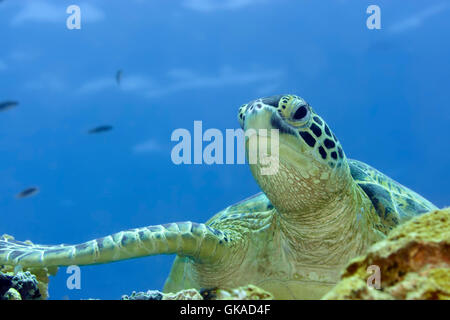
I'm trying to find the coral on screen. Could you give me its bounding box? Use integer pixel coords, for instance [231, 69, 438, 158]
[0, 266, 57, 300]
[202, 285, 274, 300]
[323, 208, 450, 300]
[121, 285, 273, 300]
[122, 288, 202, 300]
[0, 235, 58, 300]
[163, 289, 204, 300]
[3, 288, 22, 300]
[0, 270, 41, 300]
[122, 290, 164, 300]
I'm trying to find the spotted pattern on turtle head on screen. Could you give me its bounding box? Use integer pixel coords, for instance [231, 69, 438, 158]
[239, 94, 346, 170]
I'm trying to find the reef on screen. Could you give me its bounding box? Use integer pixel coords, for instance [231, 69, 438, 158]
[0, 241, 58, 300]
[323, 208, 450, 300]
[0, 270, 41, 300]
[122, 285, 273, 300]
[208, 284, 274, 300]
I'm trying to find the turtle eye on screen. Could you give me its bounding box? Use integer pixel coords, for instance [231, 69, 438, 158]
[292, 105, 309, 121]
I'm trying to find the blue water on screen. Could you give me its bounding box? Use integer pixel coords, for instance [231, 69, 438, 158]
[0, 0, 448, 299]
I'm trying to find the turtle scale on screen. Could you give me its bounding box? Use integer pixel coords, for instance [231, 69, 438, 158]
[348, 159, 436, 231]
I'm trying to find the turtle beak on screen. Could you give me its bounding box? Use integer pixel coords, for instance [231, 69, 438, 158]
[239, 95, 285, 130]
[243, 101, 275, 132]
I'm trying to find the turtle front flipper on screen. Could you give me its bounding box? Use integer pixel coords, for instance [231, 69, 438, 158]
[0, 222, 232, 268]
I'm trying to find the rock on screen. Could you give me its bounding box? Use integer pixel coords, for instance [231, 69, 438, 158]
[121, 285, 273, 300]
[122, 288, 202, 300]
[4, 288, 22, 300]
[323, 208, 450, 300]
[0, 270, 41, 300]
[0, 265, 57, 300]
[122, 290, 164, 300]
[163, 289, 203, 300]
[0, 236, 58, 300]
[202, 285, 274, 300]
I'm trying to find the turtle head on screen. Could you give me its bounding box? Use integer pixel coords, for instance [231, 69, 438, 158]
[238, 94, 353, 216]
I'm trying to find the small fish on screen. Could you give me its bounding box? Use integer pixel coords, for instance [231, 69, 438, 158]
[116, 70, 123, 86]
[0, 101, 19, 112]
[88, 125, 113, 134]
[16, 187, 39, 199]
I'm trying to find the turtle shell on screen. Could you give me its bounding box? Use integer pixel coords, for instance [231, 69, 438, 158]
[348, 159, 437, 231]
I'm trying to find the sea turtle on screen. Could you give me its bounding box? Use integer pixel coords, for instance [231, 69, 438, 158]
[0, 94, 438, 299]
